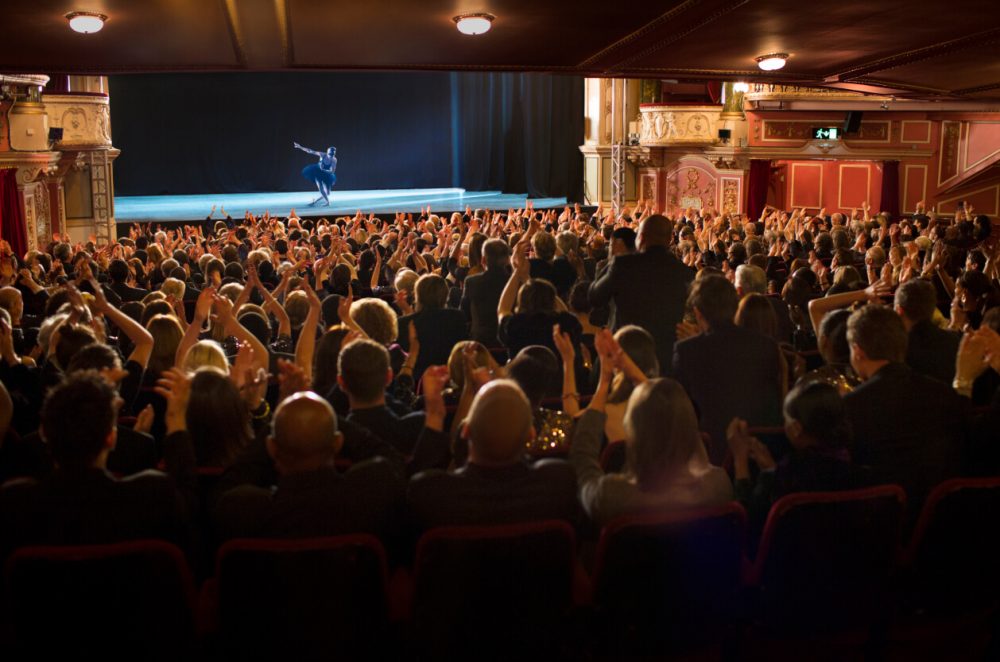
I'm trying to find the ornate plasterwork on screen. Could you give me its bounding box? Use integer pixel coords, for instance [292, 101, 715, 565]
[640, 105, 722, 146]
[43, 94, 113, 147]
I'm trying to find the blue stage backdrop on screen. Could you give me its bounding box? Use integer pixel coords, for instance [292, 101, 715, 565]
[108, 72, 583, 201]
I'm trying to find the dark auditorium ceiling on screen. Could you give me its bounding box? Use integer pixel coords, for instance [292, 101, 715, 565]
[4, 0, 1000, 100]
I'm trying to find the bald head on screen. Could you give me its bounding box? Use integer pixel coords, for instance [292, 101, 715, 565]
[637, 215, 673, 252]
[465, 380, 534, 465]
[269, 392, 341, 471]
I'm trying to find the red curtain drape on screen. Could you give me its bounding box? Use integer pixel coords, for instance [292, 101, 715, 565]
[747, 159, 771, 221]
[880, 160, 900, 220]
[0, 169, 28, 257]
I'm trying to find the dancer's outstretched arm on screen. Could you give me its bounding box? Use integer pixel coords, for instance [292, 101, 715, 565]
[293, 142, 322, 156]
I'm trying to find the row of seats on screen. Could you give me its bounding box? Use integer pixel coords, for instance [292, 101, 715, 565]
[3, 478, 999, 660]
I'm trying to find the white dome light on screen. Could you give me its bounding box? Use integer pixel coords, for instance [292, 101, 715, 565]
[756, 53, 788, 71]
[454, 13, 494, 36]
[66, 11, 107, 34]
[733, 82, 750, 93]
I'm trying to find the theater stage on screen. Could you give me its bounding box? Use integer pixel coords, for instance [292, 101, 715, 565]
[114, 188, 569, 223]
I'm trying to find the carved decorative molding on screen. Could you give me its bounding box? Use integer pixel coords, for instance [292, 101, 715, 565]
[43, 94, 113, 147]
[744, 83, 890, 102]
[639, 105, 722, 146]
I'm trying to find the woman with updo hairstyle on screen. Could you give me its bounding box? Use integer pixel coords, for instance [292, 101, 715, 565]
[727, 381, 865, 530]
[185, 367, 255, 467]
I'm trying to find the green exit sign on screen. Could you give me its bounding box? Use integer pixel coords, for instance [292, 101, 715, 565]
[812, 127, 840, 140]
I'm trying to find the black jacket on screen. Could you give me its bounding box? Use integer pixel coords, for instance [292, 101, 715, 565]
[844, 362, 966, 502]
[460, 268, 509, 347]
[673, 324, 784, 463]
[905, 319, 961, 384]
[406, 460, 581, 533]
[589, 246, 694, 374]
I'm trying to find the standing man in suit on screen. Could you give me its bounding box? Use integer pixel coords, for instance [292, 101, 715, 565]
[460, 239, 510, 347]
[671, 275, 784, 463]
[107, 258, 149, 303]
[588, 215, 694, 374]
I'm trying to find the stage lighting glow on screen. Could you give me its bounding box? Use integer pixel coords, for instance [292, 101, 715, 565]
[756, 53, 788, 71]
[66, 11, 107, 34]
[454, 13, 494, 35]
[733, 82, 750, 93]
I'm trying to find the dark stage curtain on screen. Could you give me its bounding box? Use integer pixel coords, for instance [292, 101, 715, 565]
[109, 72, 583, 201]
[0, 170, 27, 257]
[747, 159, 771, 222]
[880, 160, 900, 220]
[452, 72, 584, 200]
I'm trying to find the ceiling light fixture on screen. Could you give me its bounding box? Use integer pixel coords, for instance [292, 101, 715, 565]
[733, 82, 750, 93]
[453, 13, 495, 36]
[65, 11, 107, 34]
[755, 53, 788, 71]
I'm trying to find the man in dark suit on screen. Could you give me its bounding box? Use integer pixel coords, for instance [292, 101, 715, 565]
[0, 373, 196, 560]
[460, 239, 510, 347]
[407, 379, 580, 532]
[843, 304, 965, 503]
[340, 339, 450, 472]
[396, 274, 468, 381]
[894, 278, 960, 384]
[107, 258, 149, 303]
[213, 392, 407, 543]
[672, 275, 784, 463]
[589, 215, 694, 374]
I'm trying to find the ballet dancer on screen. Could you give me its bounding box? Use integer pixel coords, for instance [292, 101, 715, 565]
[293, 142, 337, 206]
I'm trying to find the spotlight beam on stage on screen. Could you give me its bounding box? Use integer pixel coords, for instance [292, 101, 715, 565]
[114, 188, 568, 223]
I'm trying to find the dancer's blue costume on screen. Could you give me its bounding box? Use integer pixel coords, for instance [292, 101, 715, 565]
[293, 143, 337, 206]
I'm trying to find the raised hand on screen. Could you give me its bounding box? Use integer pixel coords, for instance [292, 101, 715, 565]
[552, 324, 576, 363]
[154, 368, 191, 434]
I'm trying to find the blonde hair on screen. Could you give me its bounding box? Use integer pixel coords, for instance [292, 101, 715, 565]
[161, 277, 186, 300]
[183, 339, 229, 372]
[349, 298, 398, 345]
[146, 314, 184, 375]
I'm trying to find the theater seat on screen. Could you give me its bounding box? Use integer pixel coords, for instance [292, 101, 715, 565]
[884, 477, 1000, 662]
[591, 503, 748, 656]
[410, 520, 581, 659]
[750, 485, 906, 634]
[3, 540, 197, 659]
[203, 535, 391, 660]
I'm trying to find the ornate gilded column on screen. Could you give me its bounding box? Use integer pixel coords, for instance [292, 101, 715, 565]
[44, 82, 119, 244]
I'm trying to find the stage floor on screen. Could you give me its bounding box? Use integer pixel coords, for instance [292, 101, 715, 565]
[114, 188, 568, 223]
